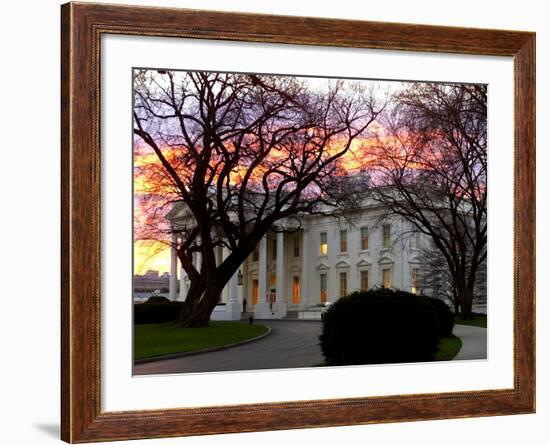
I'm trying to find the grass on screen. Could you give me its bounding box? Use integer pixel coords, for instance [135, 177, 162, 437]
[455, 313, 487, 328]
[134, 321, 269, 360]
[436, 334, 463, 361]
[315, 334, 463, 366]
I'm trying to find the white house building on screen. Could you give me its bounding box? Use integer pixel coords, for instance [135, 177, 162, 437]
[166, 202, 428, 320]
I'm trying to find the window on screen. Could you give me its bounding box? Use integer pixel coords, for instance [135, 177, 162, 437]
[252, 245, 259, 262]
[270, 274, 276, 287]
[411, 268, 419, 294]
[293, 276, 301, 304]
[360, 227, 369, 250]
[339, 272, 348, 297]
[382, 268, 392, 288]
[320, 232, 328, 255]
[271, 239, 277, 260]
[320, 273, 328, 303]
[360, 270, 369, 291]
[339, 229, 348, 253]
[383, 224, 391, 248]
[293, 236, 300, 257]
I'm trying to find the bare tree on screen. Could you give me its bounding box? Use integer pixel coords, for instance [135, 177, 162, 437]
[133, 70, 384, 327]
[418, 242, 486, 315]
[362, 83, 487, 319]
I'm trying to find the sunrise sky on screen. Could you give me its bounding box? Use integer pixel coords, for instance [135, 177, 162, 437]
[133, 73, 412, 276]
[134, 240, 171, 275]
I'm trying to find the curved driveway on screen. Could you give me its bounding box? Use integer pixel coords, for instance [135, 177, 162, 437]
[133, 320, 487, 375]
[133, 320, 324, 375]
[453, 324, 487, 360]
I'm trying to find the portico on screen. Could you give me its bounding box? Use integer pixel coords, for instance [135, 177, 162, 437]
[244, 230, 303, 319]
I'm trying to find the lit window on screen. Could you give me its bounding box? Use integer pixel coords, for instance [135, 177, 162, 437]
[360, 270, 369, 291]
[293, 276, 301, 304]
[411, 268, 419, 294]
[320, 273, 328, 303]
[339, 272, 348, 298]
[320, 232, 328, 255]
[382, 268, 392, 288]
[383, 224, 391, 248]
[361, 227, 369, 250]
[293, 237, 300, 257]
[339, 229, 348, 253]
[252, 279, 259, 304]
[270, 274, 276, 286]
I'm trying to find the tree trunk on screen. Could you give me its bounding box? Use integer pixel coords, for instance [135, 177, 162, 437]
[174, 235, 261, 327]
[462, 292, 474, 320]
[453, 297, 460, 316]
[175, 280, 205, 326]
[178, 285, 223, 327]
[456, 286, 473, 320]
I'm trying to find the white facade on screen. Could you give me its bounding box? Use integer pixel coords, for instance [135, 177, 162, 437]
[168, 205, 428, 320]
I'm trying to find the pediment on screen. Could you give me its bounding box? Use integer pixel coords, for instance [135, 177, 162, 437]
[408, 255, 421, 264]
[356, 258, 372, 268]
[378, 256, 394, 265]
[335, 260, 351, 269]
[316, 262, 330, 271]
[165, 201, 192, 221]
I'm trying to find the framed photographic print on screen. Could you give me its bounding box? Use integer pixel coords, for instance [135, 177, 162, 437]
[61, 2, 535, 443]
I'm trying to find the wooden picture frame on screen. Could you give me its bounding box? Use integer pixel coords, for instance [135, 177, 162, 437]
[61, 2, 535, 442]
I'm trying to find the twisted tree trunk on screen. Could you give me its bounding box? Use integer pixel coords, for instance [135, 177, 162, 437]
[177, 284, 226, 327]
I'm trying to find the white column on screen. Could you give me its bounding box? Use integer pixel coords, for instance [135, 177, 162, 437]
[276, 232, 285, 301]
[178, 262, 187, 302]
[255, 236, 271, 318]
[274, 231, 287, 317]
[258, 236, 267, 302]
[194, 235, 202, 272]
[301, 229, 309, 307]
[218, 246, 227, 303]
[224, 246, 242, 320]
[229, 272, 239, 302]
[169, 233, 178, 301]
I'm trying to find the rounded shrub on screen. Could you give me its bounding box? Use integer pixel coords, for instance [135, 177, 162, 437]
[320, 288, 440, 366]
[134, 301, 183, 324]
[419, 296, 455, 338]
[144, 295, 170, 304]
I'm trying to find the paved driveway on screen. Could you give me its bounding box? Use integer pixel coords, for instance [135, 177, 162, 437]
[453, 325, 487, 360]
[134, 320, 324, 375]
[133, 320, 487, 376]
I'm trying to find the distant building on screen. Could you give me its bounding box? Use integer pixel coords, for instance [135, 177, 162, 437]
[133, 269, 174, 293]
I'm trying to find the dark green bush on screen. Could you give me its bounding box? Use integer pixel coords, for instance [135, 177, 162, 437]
[144, 295, 170, 304]
[419, 296, 455, 338]
[134, 301, 182, 324]
[320, 288, 440, 366]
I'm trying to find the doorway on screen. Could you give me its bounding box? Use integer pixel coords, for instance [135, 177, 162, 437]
[252, 279, 259, 305]
[292, 276, 301, 304]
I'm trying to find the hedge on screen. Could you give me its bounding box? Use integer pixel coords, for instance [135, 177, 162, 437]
[418, 295, 455, 338]
[320, 288, 442, 366]
[134, 300, 183, 324]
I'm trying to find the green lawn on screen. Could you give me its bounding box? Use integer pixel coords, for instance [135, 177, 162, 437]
[436, 334, 463, 361]
[455, 313, 487, 328]
[134, 321, 269, 360]
[315, 334, 462, 366]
